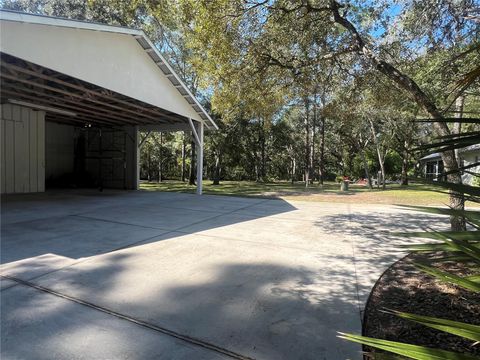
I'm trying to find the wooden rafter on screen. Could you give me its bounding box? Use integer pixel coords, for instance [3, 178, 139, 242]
[1, 89, 121, 126]
[0, 53, 190, 127]
[7, 59, 182, 123]
[46, 114, 99, 126]
[1, 81, 152, 125]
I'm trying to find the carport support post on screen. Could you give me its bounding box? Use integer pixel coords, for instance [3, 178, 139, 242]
[196, 121, 204, 195]
[188, 118, 204, 195]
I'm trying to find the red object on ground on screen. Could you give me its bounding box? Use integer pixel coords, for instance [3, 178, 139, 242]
[356, 178, 368, 186]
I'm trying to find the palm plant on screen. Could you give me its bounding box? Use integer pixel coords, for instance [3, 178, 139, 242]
[339, 116, 480, 359]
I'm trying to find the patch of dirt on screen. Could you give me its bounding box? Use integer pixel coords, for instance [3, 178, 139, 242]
[363, 252, 480, 358]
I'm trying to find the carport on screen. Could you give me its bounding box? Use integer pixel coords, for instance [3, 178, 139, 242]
[0, 10, 217, 195]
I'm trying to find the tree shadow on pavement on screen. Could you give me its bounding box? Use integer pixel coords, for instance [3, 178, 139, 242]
[1, 252, 363, 360]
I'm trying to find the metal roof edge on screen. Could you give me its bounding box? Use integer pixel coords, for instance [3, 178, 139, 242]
[134, 33, 218, 130]
[0, 9, 143, 35]
[419, 153, 441, 161]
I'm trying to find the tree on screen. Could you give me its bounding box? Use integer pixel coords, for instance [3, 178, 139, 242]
[183, 0, 478, 229]
[7, 0, 478, 221]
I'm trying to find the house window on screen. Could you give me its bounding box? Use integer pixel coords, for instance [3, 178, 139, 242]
[426, 161, 438, 180]
[438, 161, 444, 174]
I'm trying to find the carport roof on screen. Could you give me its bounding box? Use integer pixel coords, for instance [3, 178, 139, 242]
[0, 10, 217, 130]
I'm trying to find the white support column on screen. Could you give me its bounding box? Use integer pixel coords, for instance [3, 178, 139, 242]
[139, 130, 152, 148]
[196, 121, 204, 195]
[188, 118, 204, 195]
[188, 118, 201, 145]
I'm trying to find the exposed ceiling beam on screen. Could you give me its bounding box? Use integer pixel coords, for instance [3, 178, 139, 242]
[1, 89, 123, 126]
[1, 58, 185, 124]
[1, 82, 162, 125]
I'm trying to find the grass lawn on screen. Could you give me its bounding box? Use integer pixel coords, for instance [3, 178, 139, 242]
[141, 180, 478, 206]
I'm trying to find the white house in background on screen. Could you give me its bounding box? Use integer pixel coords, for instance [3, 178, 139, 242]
[419, 144, 480, 185]
[0, 10, 217, 195]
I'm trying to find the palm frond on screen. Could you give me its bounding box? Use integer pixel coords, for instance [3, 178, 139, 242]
[413, 262, 480, 292]
[337, 333, 479, 360]
[396, 204, 480, 226]
[415, 135, 480, 150]
[443, 161, 480, 176]
[397, 231, 480, 242]
[382, 310, 480, 342]
[415, 118, 480, 123]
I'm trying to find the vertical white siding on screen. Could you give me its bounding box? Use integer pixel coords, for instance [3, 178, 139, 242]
[29, 111, 38, 192]
[0, 104, 45, 193]
[14, 106, 27, 192]
[3, 105, 15, 193]
[37, 112, 45, 192]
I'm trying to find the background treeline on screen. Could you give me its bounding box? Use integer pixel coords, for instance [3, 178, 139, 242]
[139, 108, 418, 185]
[3, 0, 479, 189]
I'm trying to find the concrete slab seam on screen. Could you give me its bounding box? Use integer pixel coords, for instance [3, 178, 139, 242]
[0, 274, 255, 360]
[1, 199, 271, 290]
[69, 214, 170, 231]
[173, 199, 273, 232]
[171, 229, 339, 253]
[109, 199, 274, 252]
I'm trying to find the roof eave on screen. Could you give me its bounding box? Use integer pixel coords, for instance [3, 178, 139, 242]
[133, 33, 218, 130]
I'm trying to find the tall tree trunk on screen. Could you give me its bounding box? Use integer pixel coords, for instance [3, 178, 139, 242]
[401, 141, 409, 186]
[453, 95, 464, 164]
[361, 149, 373, 189]
[181, 133, 186, 182]
[255, 162, 260, 182]
[304, 97, 311, 188]
[213, 150, 221, 185]
[450, 95, 466, 228]
[319, 116, 325, 185]
[379, 154, 386, 190]
[311, 96, 316, 182]
[189, 135, 196, 185]
[147, 149, 151, 182]
[368, 119, 386, 190]
[291, 156, 296, 184]
[158, 132, 162, 183]
[330, 2, 465, 230]
[261, 127, 266, 182]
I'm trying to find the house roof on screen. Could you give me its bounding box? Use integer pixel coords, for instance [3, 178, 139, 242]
[420, 143, 480, 162]
[0, 10, 218, 130]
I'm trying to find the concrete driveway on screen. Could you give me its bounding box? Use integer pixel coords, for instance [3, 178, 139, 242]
[0, 190, 447, 360]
